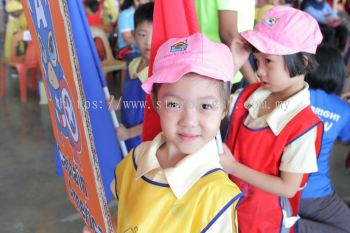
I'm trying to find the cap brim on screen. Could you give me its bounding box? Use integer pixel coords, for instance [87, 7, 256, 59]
[142, 63, 230, 94]
[241, 30, 300, 55]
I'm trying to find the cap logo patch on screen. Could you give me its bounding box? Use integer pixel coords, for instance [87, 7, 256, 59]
[170, 39, 187, 52]
[265, 16, 280, 26]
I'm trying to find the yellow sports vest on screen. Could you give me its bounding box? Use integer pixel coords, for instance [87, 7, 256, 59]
[116, 150, 242, 233]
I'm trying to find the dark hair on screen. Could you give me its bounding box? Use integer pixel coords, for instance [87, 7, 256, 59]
[252, 47, 318, 78]
[134, 2, 154, 28]
[84, 0, 100, 13]
[283, 52, 318, 77]
[305, 45, 344, 94]
[121, 0, 135, 11]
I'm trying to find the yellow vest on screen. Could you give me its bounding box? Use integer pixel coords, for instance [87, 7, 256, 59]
[116, 150, 242, 233]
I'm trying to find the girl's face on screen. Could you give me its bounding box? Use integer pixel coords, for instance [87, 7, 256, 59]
[155, 73, 226, 156]
[254, 53, 304, 97]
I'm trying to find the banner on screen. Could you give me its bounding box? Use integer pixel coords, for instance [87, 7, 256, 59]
[142, 0, 200, 141]
[22, 0, 122, 232]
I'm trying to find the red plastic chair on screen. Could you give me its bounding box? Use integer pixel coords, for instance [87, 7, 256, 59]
[1, 33, 39, 103]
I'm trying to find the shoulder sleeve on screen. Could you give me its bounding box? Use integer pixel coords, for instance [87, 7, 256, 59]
[338, 107, 350, 143]
[204, 194, 242, 233]
[118, 10, 133, 32]
[280, 126, 318, 173]
[115, 150, 134, 198]
[205, 206, 233, 233]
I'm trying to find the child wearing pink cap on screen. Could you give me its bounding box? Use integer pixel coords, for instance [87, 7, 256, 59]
[220, 6, 324, 233]
[104, 32, 247, 233]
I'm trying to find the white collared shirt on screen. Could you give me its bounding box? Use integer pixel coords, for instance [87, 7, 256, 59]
[230, 83, 318, 173]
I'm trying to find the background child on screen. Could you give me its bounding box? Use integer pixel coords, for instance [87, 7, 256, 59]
[116, 0, 150, 61]
[4, 0, 26, 59]
[220, 6, 323, 233]
[112, 2, 153, 151]
[298, 45, 350, 233]
[110, 33, 246, 233]
[302, 0, 349, 53]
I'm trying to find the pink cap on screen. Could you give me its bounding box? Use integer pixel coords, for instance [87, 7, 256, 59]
[240, 6, 323, 55]
[142, 33, 234, 94]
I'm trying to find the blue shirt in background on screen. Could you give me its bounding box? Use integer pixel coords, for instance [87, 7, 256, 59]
[302, 89, 350, 198]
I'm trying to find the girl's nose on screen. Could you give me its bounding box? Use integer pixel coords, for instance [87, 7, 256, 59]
[256, 66, 266, 78]
[179, 106, 198, 128]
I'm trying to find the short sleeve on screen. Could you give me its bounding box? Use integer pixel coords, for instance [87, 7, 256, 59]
[206, 206, 234, 233]
[216, 0, 239, 11]
[279, 126, 318, 173]
[338, 111, 350, 143]
[118, 9, 134, 33]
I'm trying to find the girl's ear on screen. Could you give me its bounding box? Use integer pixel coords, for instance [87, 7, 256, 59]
[221, 99, 230, 120]
[150, 93, 160, 112]
[302, 55, 309, 68]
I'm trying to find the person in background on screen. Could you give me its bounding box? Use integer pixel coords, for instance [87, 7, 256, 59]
[111, 2, 153, 151]
[195, 0, 257, 85]
[102, 0, 119, 26]
[84, 0, 104, 26]
[298, 45, 350, 233]
[117, 0, 150, 62]
[4, 0, 27, 59]
[255, 0, 280, 23]
[302, 0, 349, 53]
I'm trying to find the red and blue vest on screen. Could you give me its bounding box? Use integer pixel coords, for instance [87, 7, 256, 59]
[225, 83, 323, 233]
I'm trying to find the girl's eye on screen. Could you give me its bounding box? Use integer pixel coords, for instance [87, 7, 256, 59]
[166, 101, 180, 109]
[265, 58, 272, 63]
[201, 103, 213, 110]
[137, 32, 146, 38]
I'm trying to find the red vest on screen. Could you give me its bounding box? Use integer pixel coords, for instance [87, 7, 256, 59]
[225, 83, 323, 233]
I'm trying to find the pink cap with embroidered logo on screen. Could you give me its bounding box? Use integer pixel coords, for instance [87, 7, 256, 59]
[240, 6, 323, 55]
[141, 32, 234, 94]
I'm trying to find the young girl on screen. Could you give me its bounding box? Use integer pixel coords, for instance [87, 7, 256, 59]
[299, 45, 350, 233]
[220, 6, 324, 233]
[93, 33, 247, 233]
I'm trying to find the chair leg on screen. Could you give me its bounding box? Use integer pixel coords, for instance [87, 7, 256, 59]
[1, 63, 6, 97]
[18, 65, 27, 103]
[28, 68, 38, 91]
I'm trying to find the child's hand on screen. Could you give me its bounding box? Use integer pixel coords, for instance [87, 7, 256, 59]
[107, 96, 121, 111]
[219, 144, 237, 175]
[82, 225, 91, 233]
[230, 36, 251, 73]
[116, 125, 131, 141]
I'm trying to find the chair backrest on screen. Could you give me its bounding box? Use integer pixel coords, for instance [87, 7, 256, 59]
[90, 26, 115, 62]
